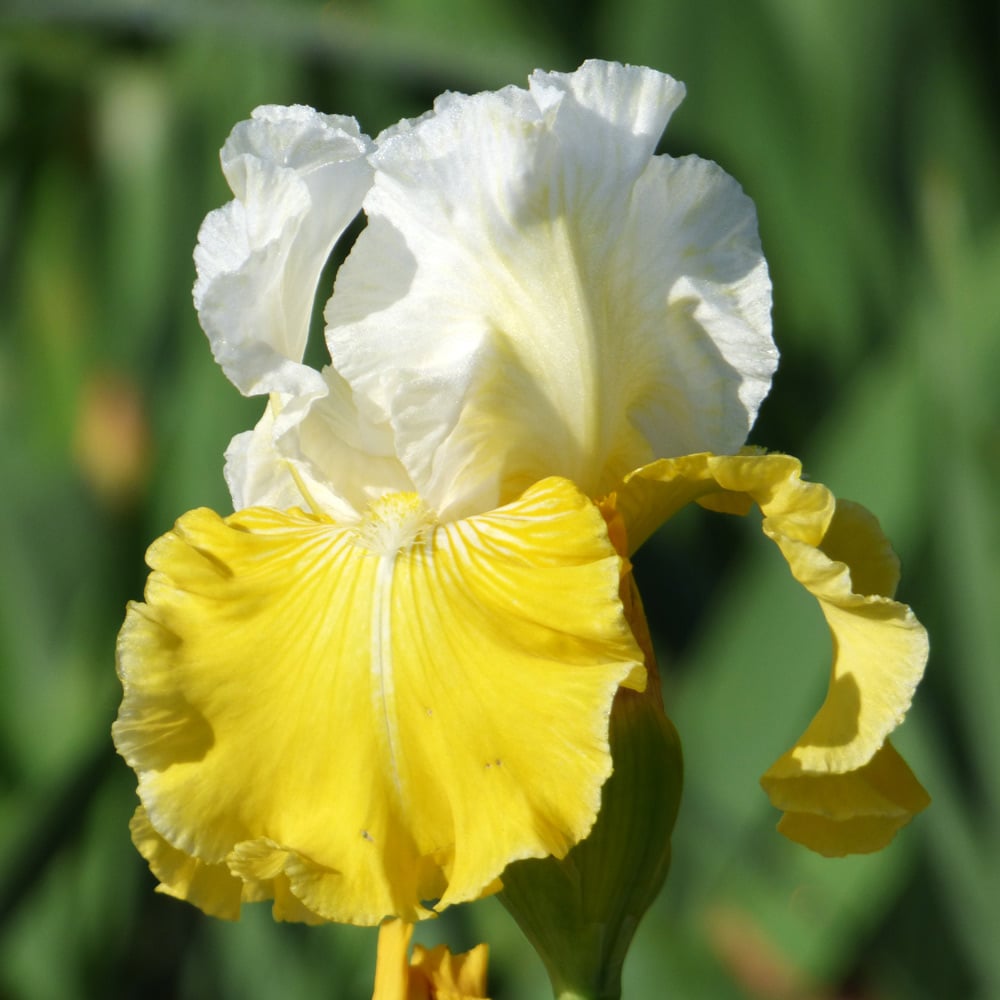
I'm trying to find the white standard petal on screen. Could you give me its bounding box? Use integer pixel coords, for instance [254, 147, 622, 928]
[195, 105, 373, 398]
[608, 154, 775, 465]
[324, 60, 774, 520]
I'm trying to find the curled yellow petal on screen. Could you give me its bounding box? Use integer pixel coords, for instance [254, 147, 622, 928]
[618, 451, 929, 854]
[114, 477, 643, 924]
[768, 740, 930, 856]
[373, 919, 490, 1000]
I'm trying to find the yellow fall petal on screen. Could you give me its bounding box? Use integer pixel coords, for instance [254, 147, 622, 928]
[618, 451, 929, 853]
[114, 477, 644, 924]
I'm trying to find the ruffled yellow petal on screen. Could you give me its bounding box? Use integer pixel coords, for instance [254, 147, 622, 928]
[128, 806, 327, 923]
[128, 806, 245, 920]
[373, 919, 490, 1000]
[618, 451, 928, 853]
[114, 477, 643, 924]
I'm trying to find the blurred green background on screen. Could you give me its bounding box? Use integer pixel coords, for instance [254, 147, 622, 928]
[1, 1, 998, 997]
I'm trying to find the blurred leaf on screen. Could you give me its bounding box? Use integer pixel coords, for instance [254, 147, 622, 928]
[3, 0, 550, 92]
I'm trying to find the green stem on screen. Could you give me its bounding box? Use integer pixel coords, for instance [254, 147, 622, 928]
[500, 859, 632, 1000]
[551, 952, 624, 1000]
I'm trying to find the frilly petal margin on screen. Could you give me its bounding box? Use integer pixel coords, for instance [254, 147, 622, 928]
[128, 806, 243, 920]
[193, 105, 373, 398]
[113, 478, 644, 924]
[128, 807, 325, 923]
[373, 919, 490, 1000]
[615, 451, 929, 854]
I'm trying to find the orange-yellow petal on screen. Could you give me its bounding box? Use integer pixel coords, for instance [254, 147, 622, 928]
[114, 477, 643, 924]
[373, 919, 490, 1000]
[619, 451, 929, 854]
[410, 940, 490, 999]
[373, 919, 417, 1000]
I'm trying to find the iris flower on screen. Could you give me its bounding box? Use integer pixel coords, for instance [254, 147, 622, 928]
[114, 61, 928, 929]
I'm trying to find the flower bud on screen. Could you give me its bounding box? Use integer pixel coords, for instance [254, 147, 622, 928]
[499, 522, 683, 1000]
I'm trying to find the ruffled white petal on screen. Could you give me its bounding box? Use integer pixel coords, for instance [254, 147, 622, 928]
[194, 105, 373, 398]
[325, 60, 773, 521]
[224, 414, 302, 514]
[225, 369, 414, 520]
[526, 61, 686, 207]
